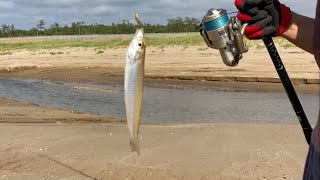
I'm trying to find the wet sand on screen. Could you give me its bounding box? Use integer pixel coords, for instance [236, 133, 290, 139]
[0, 97, 120, 123]
[0, 46, 318, 179]
[0, 87, 313, 180]
[0, 116, 309, 179]
[0, 46, 318, 94]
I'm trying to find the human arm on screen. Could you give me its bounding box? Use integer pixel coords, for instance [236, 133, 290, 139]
[281, 12, 315, 54]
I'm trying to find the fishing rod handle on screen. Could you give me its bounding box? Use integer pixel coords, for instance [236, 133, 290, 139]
[262, 37, 313, 145]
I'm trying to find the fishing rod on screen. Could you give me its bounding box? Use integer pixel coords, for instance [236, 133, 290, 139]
[195, 8, 313, 144]
[263, 37, 313, 144]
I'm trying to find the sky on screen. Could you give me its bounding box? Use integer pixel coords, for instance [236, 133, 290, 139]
[0, 0, 318, 29]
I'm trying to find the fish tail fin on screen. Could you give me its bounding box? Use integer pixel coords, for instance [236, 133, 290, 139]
[130, 137, 140, 156]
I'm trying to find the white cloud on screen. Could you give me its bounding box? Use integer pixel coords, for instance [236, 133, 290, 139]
[0, 0, 316, 29]
[13, 0, 84, 6]
[0, 1, 15, 9]
[91, 5, 117, 15]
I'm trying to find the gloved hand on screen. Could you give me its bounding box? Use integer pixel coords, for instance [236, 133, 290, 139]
[234, 0, 292, 39]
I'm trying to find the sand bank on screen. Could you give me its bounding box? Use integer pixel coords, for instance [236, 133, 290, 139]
[0, 45, 317, 179]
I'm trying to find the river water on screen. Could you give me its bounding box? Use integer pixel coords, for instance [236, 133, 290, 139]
[0, 79, 318, 124]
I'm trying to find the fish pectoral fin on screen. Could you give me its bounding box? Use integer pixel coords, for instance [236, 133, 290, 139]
[130, 138, 140, 156]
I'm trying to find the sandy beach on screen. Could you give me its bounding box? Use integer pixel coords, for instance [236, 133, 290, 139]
[0, 44, 319, 179]
[0, 45, 318, 81]
[0, 98, 310, 179]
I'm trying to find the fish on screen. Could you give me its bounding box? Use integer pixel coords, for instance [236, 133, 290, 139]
[124, 13, 146, 156]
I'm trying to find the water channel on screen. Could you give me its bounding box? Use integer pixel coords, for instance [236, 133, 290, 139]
[0, 79, 318, 124]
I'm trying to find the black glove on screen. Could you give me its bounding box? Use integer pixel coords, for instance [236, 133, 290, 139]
[235, 0, 292, 39]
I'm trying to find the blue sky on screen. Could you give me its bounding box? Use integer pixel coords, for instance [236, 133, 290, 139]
[0, 0, 317, 29]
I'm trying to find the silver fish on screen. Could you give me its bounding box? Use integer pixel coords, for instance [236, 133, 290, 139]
[124, 13, 146, 156]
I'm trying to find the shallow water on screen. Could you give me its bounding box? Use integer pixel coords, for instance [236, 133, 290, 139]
[0, 79, 318, 124]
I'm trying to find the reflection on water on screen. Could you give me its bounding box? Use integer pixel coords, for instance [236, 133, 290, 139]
[0, 79, 318, 124]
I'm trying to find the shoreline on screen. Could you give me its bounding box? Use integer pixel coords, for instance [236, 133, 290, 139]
[0, 66, 319, 94]
[0, 97, 122, 124]
[0, 75, 313, 179]
[0, 94, 315, 125]
[0, 45, 317, 94]
[0, 45, 318, 179]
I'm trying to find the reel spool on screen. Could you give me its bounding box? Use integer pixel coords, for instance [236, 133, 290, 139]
[196, 8, 248, 67]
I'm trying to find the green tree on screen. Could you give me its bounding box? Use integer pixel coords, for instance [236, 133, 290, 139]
[10, 24, 15, 36]
[37, 19, 45, 37]
[51, 22, 60, 35]
[0, 16, 201, 37]
[75, 21, 84, 35]
[1, 24, 8, 36]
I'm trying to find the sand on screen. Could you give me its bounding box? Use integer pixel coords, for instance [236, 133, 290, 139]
[0, 97, 120, 124]
[0, 98, 309, 179]
[0, 46, 318, 81]
[0, 46, 318, 179]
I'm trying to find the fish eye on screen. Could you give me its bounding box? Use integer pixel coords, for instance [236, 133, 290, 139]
[138, 43, 142, 47]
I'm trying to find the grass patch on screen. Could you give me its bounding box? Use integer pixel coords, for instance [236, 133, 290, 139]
[0, 34, 296, 51]
[197, 47, 208, 51]
[50, 52, 56, 55]
[145, 33, 204, 47]
[0, 39, 130, 51]
[96, 50, 104, 54]
[0, 33, 204, 51]
[57, 51, 64, 54]
[281, 43, 295, 49]
[255, 44, 265, 50]
[0, 51, 13, 55]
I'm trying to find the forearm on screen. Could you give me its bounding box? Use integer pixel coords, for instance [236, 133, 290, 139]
[281, 12, 315, 54]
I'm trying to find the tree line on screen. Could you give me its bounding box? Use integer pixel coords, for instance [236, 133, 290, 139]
[0, 17, 200, 37]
